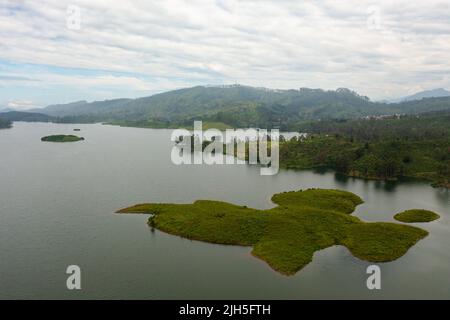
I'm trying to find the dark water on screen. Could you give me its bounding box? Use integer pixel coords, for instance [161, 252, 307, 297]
[0, 122, 449, 299]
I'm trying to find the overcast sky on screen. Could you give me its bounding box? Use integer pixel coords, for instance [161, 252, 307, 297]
[1, 0, 450, 109]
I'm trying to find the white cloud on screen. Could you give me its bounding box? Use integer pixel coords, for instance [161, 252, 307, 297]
[7, 99, 39, 110]
[0, 0, 450, 102]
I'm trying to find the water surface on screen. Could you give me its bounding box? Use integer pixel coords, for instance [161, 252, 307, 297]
[0, 122, 449, 299]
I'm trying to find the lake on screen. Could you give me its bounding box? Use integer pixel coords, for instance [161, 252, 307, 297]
[0, 122, 449, 299]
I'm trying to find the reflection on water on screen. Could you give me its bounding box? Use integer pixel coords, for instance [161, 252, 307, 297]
[334, 173, 409, 192]
[434, 188, 450, 207]
[0, 122, 449, 299]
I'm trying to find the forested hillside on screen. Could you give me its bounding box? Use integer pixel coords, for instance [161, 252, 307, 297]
[280, 111, 450, 188]
[295, 110, 450, 140]
[31, 85, 450, 128]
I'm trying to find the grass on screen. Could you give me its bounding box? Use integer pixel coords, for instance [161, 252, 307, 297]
[394, 209, 440, 223]
[117, 189, 430, 275]
[41, 135, 84, 142]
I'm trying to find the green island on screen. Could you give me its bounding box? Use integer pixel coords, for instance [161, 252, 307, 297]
[117, 189, 429, 275]
[394, 209, 440, 223]
[41, 135, 85, 142]
[0, 118, 12, 129]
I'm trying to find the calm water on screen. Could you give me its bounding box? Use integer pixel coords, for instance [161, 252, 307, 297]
[0, 122, 449, 299]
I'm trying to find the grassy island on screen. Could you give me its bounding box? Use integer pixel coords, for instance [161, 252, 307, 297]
[0, 118, 12, 129]
[41, 135, 84, 142]
[394, 209, 440, 223]
[117, 189, 429, 275]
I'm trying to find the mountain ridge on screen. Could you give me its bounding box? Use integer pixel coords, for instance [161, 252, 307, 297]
[387, 88, 450, 103]
[7, 85, 450, 130]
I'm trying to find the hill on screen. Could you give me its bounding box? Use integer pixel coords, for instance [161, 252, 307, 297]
[36, 86, 378, 124]
[280, 110, 450, 188]
[402, 88, 450, 102]
[36, 99, 132, 117]
[20, 85, 450, 129]
[296, 109, 450, 140]
[0, 111, 55, 123]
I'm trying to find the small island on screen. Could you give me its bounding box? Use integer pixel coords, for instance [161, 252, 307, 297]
[41, 135, 85, 142]
[0, 118, 12, 129]
[73, 128, 81, 131]
[394, 209, 440, 223]
[117, 189, 430, 275]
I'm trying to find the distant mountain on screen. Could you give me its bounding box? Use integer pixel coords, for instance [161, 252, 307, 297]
[0, 111, 55, 122]
[34, 85, 378, 122]
[28, 85, 450, 130]
[390, 88, 450, 103]
[0, 107, 15, 113]
[32, 98, 133, 117]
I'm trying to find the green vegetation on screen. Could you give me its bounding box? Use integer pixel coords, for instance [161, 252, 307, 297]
[394, 209, 440, 223]
[296, 110, 450, 140]
[31, 85, 450, 129]
[178, 111, 450, 188]
[117, 189, 428, 275]
[8, 87, 449, 188]
[0, 118, 12, 129]
[41, 135, 85, 142]
[280, 112, 450, 188]
[279, 135, 449, 188]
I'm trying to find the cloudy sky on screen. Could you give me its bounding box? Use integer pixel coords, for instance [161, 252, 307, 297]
[1, 0, 450, 109]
